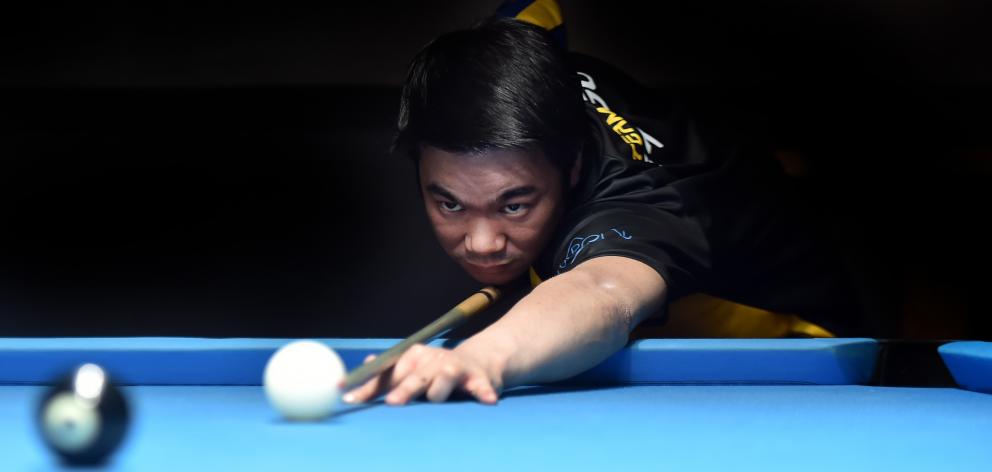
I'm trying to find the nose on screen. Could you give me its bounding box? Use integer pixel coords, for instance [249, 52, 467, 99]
[464, 217, 506, 258]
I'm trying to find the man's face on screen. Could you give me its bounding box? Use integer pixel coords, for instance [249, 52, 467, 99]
[419, 146, 570, 285]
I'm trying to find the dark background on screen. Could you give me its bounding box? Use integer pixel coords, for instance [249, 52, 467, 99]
[1, 1, 989, 339]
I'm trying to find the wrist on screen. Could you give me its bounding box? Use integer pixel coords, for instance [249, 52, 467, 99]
[454, 331, 517, 392]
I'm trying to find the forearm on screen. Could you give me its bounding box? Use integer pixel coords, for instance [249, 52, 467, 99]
[456, 256, 666, 389]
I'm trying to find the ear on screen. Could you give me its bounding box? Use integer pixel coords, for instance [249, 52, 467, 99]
[569, 146, 583, 188]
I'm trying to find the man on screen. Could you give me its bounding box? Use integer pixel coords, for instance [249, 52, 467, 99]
[344, 5, 863, 406]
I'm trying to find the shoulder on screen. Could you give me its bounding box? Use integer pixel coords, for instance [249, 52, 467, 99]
[572, 53, 671, 166]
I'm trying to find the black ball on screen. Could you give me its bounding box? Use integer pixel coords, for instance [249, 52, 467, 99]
[37, 363, 130, 465]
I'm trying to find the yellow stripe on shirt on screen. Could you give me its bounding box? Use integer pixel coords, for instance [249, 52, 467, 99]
[514, 0, 564, 31]
[529, 266, 835, 338]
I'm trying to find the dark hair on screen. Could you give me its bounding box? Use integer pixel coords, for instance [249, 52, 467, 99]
[393, 17, 586, 172]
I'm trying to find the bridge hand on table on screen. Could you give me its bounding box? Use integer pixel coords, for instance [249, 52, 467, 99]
[342, 344, 502, 406]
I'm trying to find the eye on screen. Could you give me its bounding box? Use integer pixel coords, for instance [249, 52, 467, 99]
[502, 203, 526, 215]
[439, 201, 463, 212]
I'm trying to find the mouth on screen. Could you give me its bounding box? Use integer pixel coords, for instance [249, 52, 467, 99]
[462, 259, 522, 284]
[466, 261, 513, 271]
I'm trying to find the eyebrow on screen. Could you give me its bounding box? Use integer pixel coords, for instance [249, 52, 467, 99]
[498, 186, 537, 201]
[426, 184, 538, 203]
[426, 184, 459, 202]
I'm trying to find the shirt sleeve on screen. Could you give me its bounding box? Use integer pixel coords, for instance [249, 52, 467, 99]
[538, 198, 711, 300]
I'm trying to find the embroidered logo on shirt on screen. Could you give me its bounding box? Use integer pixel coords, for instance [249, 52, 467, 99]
[558, 228, 633, 273]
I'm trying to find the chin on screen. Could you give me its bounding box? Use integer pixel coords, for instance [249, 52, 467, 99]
[471, 273, 517, 285]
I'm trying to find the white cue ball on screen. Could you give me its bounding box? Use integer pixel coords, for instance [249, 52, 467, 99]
[263, 340, 346, 421]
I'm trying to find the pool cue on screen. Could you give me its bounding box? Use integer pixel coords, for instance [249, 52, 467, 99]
[340, 286, 501, 391]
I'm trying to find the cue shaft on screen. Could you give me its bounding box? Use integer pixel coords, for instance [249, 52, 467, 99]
[341, 286, 501, 391]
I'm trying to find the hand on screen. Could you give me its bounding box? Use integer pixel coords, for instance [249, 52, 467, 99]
[342, 344, 503, 406]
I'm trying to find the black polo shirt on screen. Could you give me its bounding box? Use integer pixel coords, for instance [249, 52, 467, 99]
[533, 54, 863, 334]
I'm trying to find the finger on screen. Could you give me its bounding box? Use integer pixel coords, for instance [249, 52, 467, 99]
[342, 354, 380, 404]
[386, 344, 443, 392]
[349, 345, 439, 405]
[425, 362, 465, 403]
[385, 348, 446, 406]
[343, 365, 390, 404]
[385, 369, 434, 406]
[388, 344, 426, 384]
[463, 373, 500, 405]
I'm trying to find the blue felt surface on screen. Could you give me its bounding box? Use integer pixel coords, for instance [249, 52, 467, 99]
[0, 338, 879, 385]
[939, 341, 992, 393]
[1, 384, 990, 471]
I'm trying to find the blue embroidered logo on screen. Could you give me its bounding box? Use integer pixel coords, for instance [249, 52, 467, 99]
[558, 228, 632, 273]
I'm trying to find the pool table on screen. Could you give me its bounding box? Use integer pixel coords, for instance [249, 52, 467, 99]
[1, 337, 990, 471]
